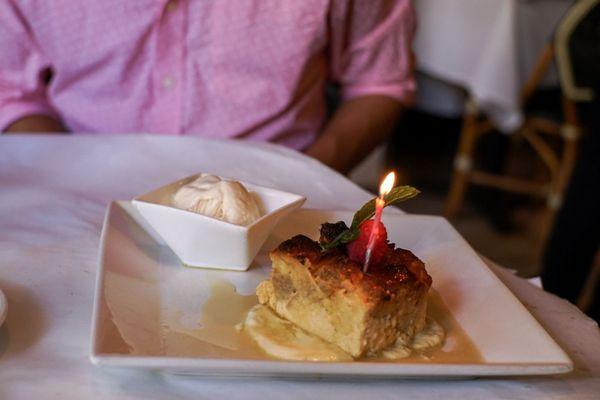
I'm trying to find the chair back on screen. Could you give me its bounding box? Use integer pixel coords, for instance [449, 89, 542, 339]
[555, 0, 600, 102]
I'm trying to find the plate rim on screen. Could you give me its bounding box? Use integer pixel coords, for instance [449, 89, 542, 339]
[90, 201, 574, 378]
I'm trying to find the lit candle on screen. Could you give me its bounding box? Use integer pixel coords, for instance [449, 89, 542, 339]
[364, 172, 396, 273]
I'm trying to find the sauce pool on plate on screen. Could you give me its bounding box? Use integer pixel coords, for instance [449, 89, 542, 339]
[161, 282, 483, 363]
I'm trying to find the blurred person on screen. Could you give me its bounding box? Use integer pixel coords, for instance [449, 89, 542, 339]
[541, 3, 600, 322]
[0, 1, 416, 173]
[541, 97, 600, 323]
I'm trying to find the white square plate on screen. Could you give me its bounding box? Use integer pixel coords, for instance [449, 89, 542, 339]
[90, 201, 572, 378]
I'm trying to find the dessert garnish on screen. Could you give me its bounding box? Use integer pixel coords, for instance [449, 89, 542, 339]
[321, 180, 419, 255]
[347, 219, 388, 268]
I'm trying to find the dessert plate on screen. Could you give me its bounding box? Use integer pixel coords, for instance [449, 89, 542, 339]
[90, 201, 572, 378]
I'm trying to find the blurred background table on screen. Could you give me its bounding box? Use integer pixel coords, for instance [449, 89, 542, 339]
[0, 135, 599, 399]
[351, 0, 573, 182]
[414, 0, 574, 130]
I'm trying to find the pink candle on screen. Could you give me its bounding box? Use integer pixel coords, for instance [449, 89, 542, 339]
[363, 172, 395, 273]
[363, 197, 385, 273]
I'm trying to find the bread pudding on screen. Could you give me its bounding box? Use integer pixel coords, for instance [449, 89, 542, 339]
[256, 221, 432, 358]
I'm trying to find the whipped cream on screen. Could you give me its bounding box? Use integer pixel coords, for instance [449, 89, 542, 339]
[172, 174, 261, 226]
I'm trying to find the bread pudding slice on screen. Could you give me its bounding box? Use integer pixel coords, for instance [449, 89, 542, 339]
[256, 222, 432, 358]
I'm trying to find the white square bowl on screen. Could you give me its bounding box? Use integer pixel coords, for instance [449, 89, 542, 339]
[131, 174, 305, 271]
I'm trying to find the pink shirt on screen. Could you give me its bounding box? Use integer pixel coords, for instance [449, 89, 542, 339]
[0, 0, 415, 150]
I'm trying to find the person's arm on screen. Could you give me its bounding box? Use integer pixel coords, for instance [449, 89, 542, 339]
[306, 95, 402, 174]
[312, 0, 416, 173]
[0, 2, 61, 134]
[4, 115, 66, 133]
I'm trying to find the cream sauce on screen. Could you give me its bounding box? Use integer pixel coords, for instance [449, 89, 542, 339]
[244, 305, 352, 361]
[161, 282, 482, 363]
[161, 281, 265, 359]
[381, 317, 445, 360]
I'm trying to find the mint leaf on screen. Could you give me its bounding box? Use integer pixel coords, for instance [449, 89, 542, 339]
[321, 229, 359, 250]
[350, 186, 420, 229]
[321, 185, 420, 250]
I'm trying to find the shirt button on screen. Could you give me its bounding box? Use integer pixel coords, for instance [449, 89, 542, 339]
[166, 0, 177, 12]
[162, 76, 174, 89]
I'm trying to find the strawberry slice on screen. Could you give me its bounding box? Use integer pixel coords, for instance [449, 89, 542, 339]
[347, 219, 389, 267]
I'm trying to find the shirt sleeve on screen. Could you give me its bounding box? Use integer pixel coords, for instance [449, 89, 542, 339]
[0, 1, 58, 131]
[329, 0, 416, 105]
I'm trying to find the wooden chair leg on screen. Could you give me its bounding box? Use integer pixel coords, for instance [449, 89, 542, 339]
[520, 44, 555, 105]
[445, 99, 480, 218]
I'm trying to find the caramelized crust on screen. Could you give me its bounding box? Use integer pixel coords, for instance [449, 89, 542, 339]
[274, 235, 430, 303]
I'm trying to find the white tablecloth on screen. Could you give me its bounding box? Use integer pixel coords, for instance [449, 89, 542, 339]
[414, 0, 573, 131]
[0, 135, 599, 399]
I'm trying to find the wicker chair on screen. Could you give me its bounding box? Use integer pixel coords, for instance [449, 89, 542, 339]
[445, 0, 599, 244]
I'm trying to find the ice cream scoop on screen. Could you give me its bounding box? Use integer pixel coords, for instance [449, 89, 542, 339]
[172, 174, 262, 226]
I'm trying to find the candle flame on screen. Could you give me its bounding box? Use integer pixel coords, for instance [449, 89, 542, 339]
[379, 172, 396, 197]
